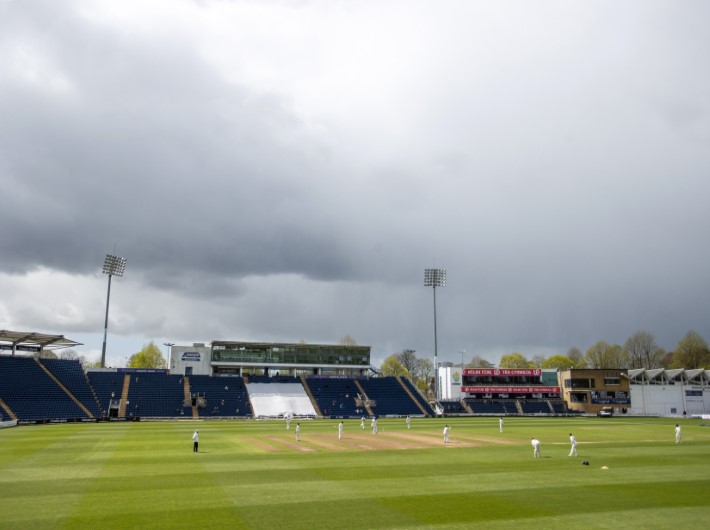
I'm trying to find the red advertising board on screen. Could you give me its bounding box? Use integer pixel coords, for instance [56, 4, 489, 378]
[461, 386, 560, 394]
[463, 368, 542, 377]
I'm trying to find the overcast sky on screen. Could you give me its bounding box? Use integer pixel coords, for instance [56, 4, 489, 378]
[1, 0, 708, 368]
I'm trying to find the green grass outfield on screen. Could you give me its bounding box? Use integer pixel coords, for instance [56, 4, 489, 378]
[2, 416, 709, 529]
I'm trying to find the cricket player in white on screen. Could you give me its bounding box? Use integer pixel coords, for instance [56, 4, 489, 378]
[406, 415, 411, 429]
[443, 425, 450, 444]
[371, 417, 378, 434]
[286, 414, 291, 430]
[361, 416, 365, 429]
[295, 423, 300, 441]
[531, 437, 541, 458]
[675, 424, 681, 444]
[338, 421, 343, 440]
[569, 433, 577, 456]
[499, 417, 504, 433]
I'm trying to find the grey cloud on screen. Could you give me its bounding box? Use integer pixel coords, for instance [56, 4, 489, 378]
[1, 1, 709, 364]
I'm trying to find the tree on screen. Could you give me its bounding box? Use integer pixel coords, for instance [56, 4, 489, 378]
[468, 355, 494, 368]
[395, 349, 418, 376]
[584, 341, 628, 369]
[83, 359, 103, 369]
[566, 347, 585, 367]
[624, 331, 665, 369]
[415, 357, 433, 384]
[59, 349, 80, 360]
[380, 355, 409, 377]
[660, 350, 675, 369]
[541, 355, 576, 371]
[58, 349, 89, 365]
[128, 341, 167, 369]
[530, 354, 546, 368]
[498, 352, 530, 368]
[34, 349, 57, 359]
[671, 330, 710, 369]
[337, 335, 358, 346]
[607, 344, 629, 369]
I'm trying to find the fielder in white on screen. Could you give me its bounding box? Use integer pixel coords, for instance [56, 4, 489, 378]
[361, 416, 366, 429]
[443, 425, 450, 444]
[675, 424, 681, 444]
[569, 433, 577, 456]
[338, 421, 344, 440]
[406, 415, 411, 429]
[531, 437, 541, 458]
[286, 414, 291, 430]
[499, 417, 504, 433]
[295, 423, 300, 441]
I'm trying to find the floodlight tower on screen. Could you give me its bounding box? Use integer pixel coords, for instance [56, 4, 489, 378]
[101, 254, 126, 368]
[424, 268, 446, 401]
[164, 342, 175, 370]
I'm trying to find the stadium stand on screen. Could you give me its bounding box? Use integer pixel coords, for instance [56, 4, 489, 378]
[124, 372, 184, 417]
[466, 400, 509, 415]
[519, 401, 552, 415]
[359, 376, 425, 416]
[398, 377, 435, 415]
[39, 358, 102, 417]
[440, 400, 467, 414]
[0, 356, 89, 420]
[1, 358, 568, 420]
[188, 375, 250, 417]
[87, 371, 126, 415]
[549, 400, 567, 414]
[306, 377, 364, 418]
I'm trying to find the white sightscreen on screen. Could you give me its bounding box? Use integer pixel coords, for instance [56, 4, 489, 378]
[247, 382, 317, 417]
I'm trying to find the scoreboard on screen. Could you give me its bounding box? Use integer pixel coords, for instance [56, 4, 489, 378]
[591, 391, 630, 405]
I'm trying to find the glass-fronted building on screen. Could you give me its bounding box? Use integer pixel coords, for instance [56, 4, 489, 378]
[170, 340, 371, 377]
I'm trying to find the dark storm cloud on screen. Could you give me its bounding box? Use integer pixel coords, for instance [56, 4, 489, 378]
[1, 0, 709, 364]
[0, 0, 355, 284]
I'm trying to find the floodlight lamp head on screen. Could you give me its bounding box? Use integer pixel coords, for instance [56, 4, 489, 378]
[424, 268, 446, 287]
[102, 254, 127, 277]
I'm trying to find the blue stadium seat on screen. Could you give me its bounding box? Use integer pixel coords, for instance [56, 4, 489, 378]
[188, 375, 250, 417]
[0, 356, 89, 421]
[40, 358, 102, 417]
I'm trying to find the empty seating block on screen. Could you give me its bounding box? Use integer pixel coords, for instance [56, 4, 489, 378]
[188, 375, 249, 417]
[0, 356, 88, 420]
[398, 377, 435, 415]
[87, 371, 125, 415]
[40, 358, 102, 417]
[466, 400, 508, 415]
[440, 400, 467, 414]
[359, 377, 424, 416]
[519, 401, 551, 414]
[306, 377, 363, 418]
[125, 373, 184, 417]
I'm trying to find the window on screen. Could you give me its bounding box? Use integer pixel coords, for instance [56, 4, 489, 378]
[604, 377, 620, 385]
[570, 379, 595, 389]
